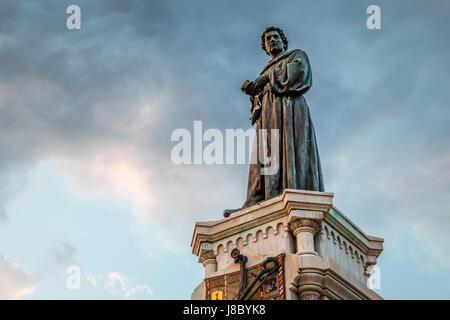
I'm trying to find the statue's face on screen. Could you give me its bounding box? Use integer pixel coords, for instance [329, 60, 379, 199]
[264, 30, 284, 56]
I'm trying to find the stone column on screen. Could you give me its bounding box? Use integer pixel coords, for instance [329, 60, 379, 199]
[198, 249, 217, 278]
[289, 218, 320, 256]
[290, 266, 324, 300]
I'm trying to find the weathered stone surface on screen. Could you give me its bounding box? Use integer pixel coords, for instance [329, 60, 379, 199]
[191, 189, 383, 300]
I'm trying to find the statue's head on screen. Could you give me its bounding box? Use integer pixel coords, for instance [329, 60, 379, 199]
[261, 26, 288, 56]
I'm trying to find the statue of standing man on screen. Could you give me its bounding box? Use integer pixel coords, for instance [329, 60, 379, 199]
[225, 27, 325, 217]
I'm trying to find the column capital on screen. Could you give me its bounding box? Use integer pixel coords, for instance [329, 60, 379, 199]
[300, 291, 321, 300]
[198, 249, 216, 266]
[288, 215, 322, 256]
[288, 218, 320, 236]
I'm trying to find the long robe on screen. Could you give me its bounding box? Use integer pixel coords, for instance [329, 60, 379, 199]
[244, 49, 324, 207]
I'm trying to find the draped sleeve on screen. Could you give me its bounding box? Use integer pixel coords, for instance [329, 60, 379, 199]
[268, 50, 312, 96]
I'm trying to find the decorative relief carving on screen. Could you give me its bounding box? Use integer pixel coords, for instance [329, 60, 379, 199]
[198, 249, 216, 265]
[321, 223, 367, 275]
[288, 218, 320, 235]
[275, 222, 284, 235]
[300, 291, 321, 300]
[214, 222, 286, 253]
[224, 240, 234, 253]
[324, 226, 330, 240]
[331, 231, 337, 244]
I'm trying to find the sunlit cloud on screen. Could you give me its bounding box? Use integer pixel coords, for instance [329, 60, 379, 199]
[85, 269, 153, 299]
[0, 254, 39, 299]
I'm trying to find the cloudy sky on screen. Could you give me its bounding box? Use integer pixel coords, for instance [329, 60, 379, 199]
[0, 0, 449, 299]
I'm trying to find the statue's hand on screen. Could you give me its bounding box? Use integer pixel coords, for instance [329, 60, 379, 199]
[241, 74, 269, 96]
[252, 73, 269, 92]
[241, 80, 252, 95]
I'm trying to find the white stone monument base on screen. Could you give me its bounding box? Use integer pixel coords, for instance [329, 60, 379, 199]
[190, 189, 383, 300]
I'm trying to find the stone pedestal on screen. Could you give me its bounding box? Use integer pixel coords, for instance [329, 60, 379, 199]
[190, 189, 383, 300]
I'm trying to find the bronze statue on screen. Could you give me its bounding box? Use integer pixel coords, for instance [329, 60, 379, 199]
[224, 27, 324, 217]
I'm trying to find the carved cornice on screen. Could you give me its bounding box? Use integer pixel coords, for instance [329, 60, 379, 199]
[191, 189, 334, 256]
[326, 207, 384, 260]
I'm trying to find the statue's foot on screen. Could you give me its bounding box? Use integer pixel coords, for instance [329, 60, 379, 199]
[223, 208, 241, 218]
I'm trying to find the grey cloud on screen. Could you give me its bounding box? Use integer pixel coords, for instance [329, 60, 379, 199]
[0, 208, 8, 225]
[51, 241, 77, 267]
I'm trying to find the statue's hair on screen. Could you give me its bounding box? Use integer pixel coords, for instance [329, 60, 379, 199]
[261, 26, 288, 55]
